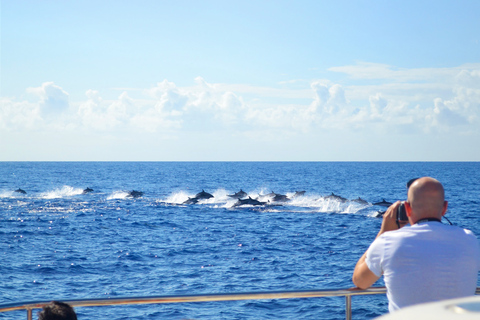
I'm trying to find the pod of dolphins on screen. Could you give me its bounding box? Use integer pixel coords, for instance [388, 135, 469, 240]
[10, 187, 394, 216]
[181, 189, 394, 210]
[13, 188, 144, 198]
[182, 189, 310, 207]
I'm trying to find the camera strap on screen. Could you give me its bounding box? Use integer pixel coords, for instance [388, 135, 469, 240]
[415, 217, 442, 225]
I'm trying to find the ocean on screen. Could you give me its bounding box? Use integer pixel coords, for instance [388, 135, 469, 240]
[1, 162, 479, 319]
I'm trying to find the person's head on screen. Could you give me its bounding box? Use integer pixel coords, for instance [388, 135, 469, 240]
[38, 301, 77, 320]
[405, 177, 448, 224]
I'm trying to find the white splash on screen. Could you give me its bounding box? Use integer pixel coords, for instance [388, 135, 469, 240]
[107, 191, 132, 200]
[40, 186, 84, 199]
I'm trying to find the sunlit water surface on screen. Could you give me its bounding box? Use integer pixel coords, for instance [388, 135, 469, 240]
[1, 162, 479, 319]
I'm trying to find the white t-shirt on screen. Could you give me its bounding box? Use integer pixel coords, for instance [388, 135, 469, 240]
[366, 221, 480, 312]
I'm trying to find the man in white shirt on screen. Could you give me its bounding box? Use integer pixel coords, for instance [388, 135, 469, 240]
[352, 177, 480, 312]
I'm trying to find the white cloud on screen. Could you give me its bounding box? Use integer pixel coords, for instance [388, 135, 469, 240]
[328, 62, 480, 83]
[322, 62, 480, 135]
[310, 82, 348, 118]
[78, 90, 120, 131]
[2, 64, 480, 144]
[26, 82, 70, 117]
[130, 109, 182, 133]
[0, 98, 42, 130]
[77, 89, 183, 133]
[369, 93, 387, 115]
[183, 77, 247, 128]
[433, 98, 469, 127]
[244, 103, 316, 134]
[421, 69, 480, 132]
[146, 80, 187, 114]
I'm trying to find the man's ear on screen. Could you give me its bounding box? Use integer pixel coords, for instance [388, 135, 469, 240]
[405, 201, 412, 217]
[442, 201, 448, 216]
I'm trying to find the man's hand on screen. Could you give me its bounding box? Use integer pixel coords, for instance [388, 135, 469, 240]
[377, 201, 405, 238]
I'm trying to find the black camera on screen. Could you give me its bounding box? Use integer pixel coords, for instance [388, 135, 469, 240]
[397, 201, 408, 221]
[395, 178, 417, 225]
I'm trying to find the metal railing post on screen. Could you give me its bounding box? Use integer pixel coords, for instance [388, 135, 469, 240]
[27, 308, 32, 320]
[345, 295, 352, 320]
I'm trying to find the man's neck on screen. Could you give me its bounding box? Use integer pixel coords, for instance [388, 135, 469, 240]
[414, 217, 442, 224]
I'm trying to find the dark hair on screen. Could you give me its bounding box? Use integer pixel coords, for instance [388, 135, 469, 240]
[38, 301, 77, 320]
[406, 178, 419, 189]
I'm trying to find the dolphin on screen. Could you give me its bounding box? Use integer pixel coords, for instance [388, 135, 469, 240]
[265, 191, 277, 197]
[261, 191, 285, 198]
[182, 190, 213, 204]
[83, 187, 94, 194]
[233, 197, 267, 207]
[373, 199, 393, 207]
[15, 188, 27, 194]
[259, 191, 288, 202]
[272, 193, 289, 202]
[325, 192, 347, 203]
[351, 197, 369, 205]
[183, 197, 199, 205]
[257, 191, 274, 201]
[228, 189, 248, 199]
[194, 190, 214, 200]
[292, 191, 306, 198]
[128, 190, 144, 198]
[375, 210, 386, 218]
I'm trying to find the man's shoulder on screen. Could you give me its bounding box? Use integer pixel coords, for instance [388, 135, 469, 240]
[378, 223, 477, 240]
[438, 223, 477, 236]
[431, 223, 479, 246]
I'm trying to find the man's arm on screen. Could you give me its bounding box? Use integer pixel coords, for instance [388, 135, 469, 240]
[352, 251, 380, 289]
[352, 201, 402, 289]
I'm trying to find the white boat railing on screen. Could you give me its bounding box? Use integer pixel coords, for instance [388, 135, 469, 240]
[1, 287, 479, 320]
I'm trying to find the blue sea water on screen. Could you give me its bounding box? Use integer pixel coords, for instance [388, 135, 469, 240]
[0, 162, 479, 319]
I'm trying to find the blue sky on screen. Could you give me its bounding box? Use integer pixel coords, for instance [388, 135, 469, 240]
[1, 0, 480, 161]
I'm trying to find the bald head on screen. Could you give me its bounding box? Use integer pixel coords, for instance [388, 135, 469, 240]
[407, 177, 447, 221]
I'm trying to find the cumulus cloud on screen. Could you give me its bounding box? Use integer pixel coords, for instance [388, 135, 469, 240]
[433, 98, 468, 127]
[26, 82, 69, 117]
[78, 90, 120, 131]
[323, 62, 480, 135]
[146, 80, 187, 114]
[424, 69, 480, 131]
[310, 82, 347, 115]
[2, 64, 480, 140]
[77, 89, 183, 133]
[182, 77, 246, 128]
[0, 98, 42, 130]
[369, 93, 388, 115]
